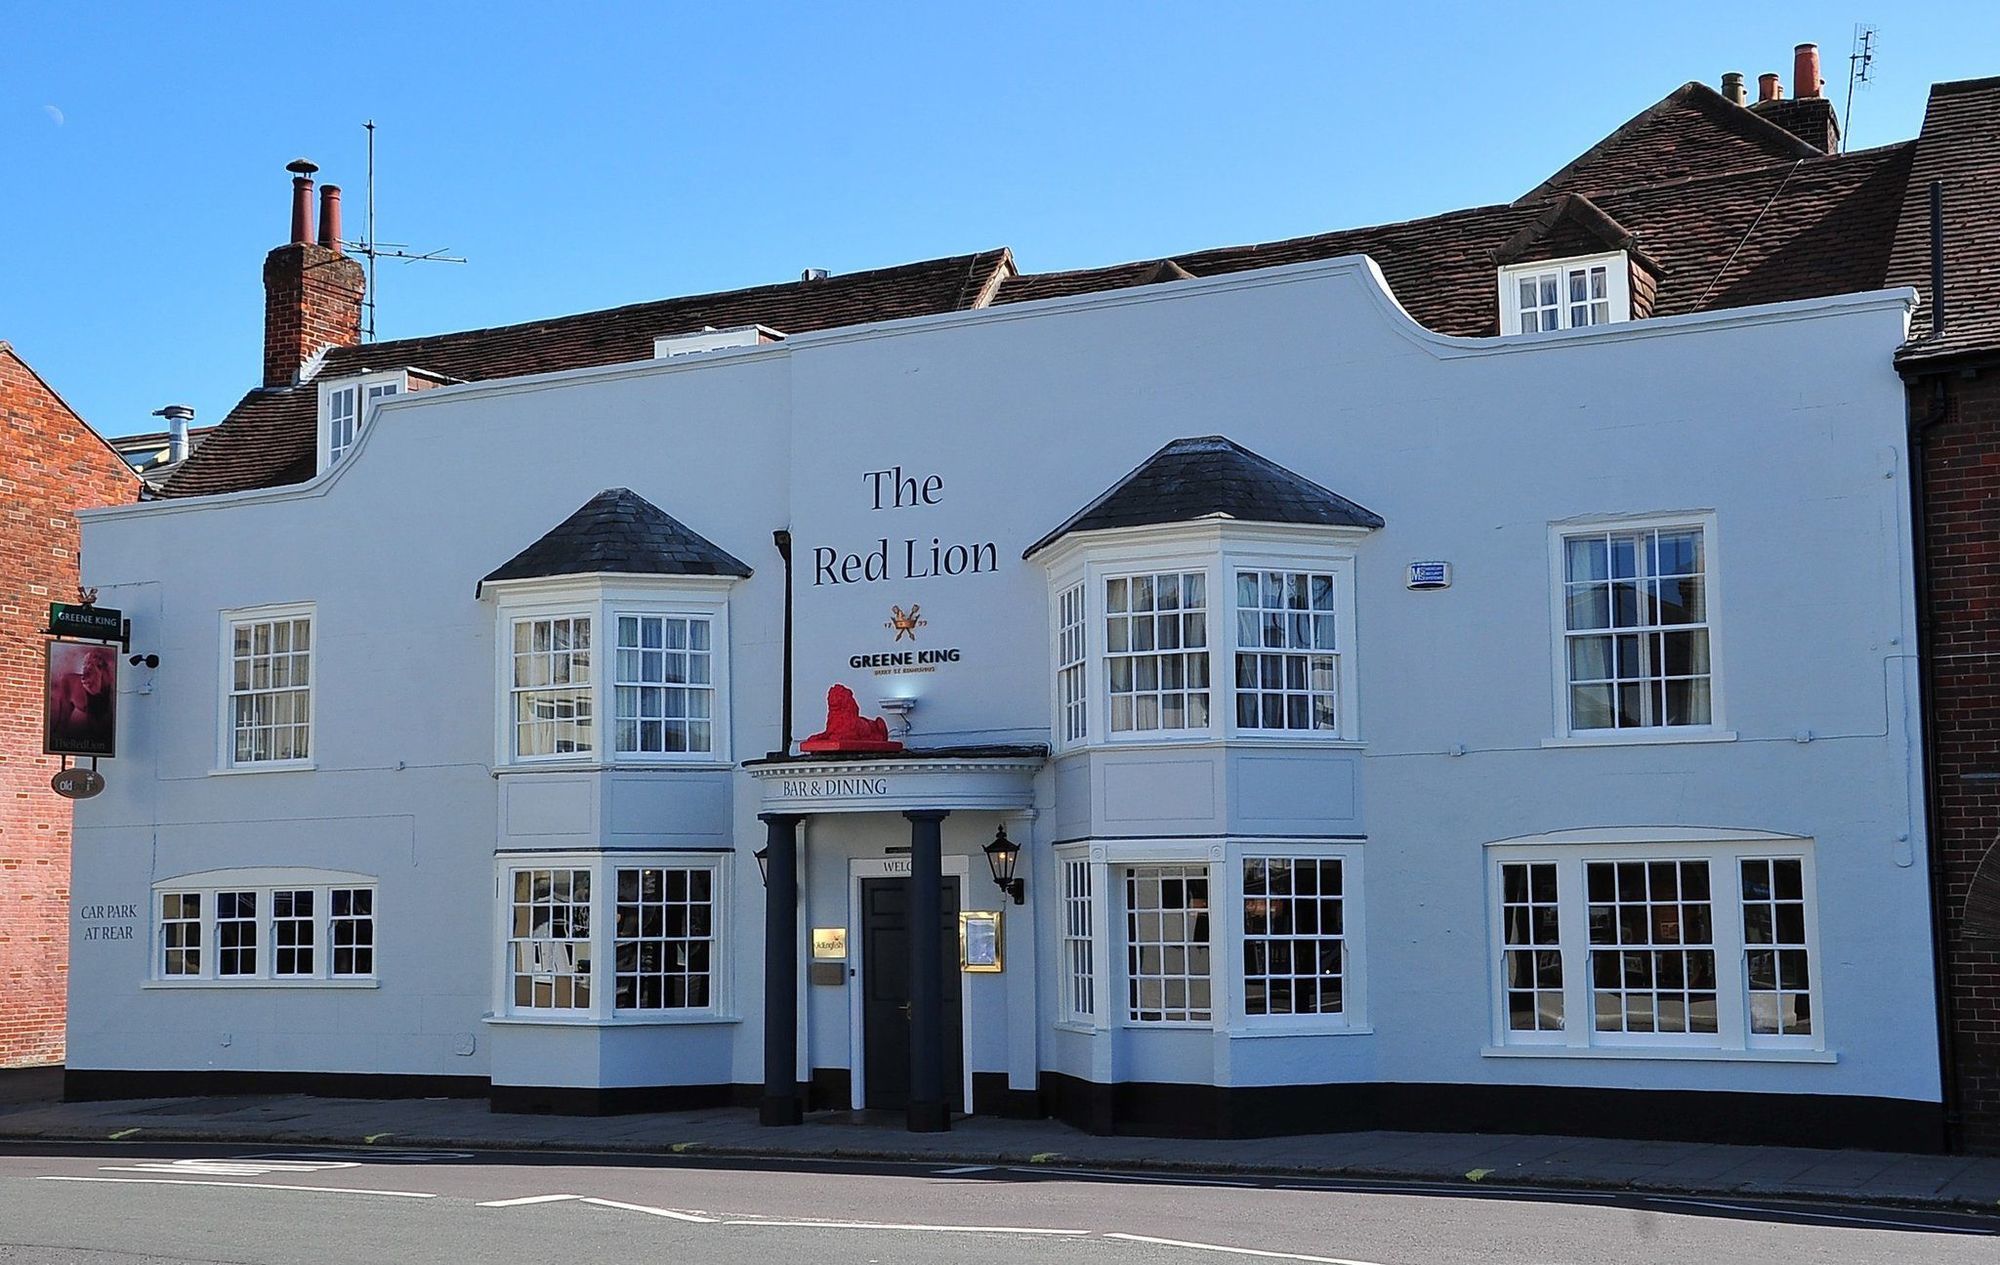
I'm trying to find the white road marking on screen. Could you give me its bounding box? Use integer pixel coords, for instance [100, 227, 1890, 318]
[37, 1176, 435, 1199]
[579, 1197, 717, 1223]
[477, 1193, 716, 1221]
[102, 1159, 360, 1176]
[720, 1216, 1090, 1235]
[478, 1193, 584, 1208]
[1104, 1233, 1387, 1264]
[933, 1165, 996, 1175]
[1641, 1196, 1980, 1233]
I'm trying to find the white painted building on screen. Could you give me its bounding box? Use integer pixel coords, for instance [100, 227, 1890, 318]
[68, 256, 1940, 1148]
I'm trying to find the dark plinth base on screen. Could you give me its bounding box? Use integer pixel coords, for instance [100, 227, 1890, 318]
[906, 1098, 950, 1133]
[760, 1094, 803, 1127]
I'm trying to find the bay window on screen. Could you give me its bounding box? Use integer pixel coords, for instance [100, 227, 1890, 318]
[494, 853, 729, 1022]
[1061, 842, 1366, 1033]
[487, 579, 735, 768]
[1042, 533, 1361, 751]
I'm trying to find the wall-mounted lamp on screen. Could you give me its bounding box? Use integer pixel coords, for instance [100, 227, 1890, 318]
[877, 696, 917, 740]
[983, 824, 1024, 905]
[754, 845, 771, 887]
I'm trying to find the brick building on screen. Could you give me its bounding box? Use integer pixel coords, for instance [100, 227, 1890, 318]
[1895, 77, 2000, 1155]
[0, 344, 138, 1067]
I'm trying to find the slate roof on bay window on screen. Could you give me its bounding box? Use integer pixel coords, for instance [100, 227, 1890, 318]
[480, 487, 753, 591]
[1023, 436, 1384, 559]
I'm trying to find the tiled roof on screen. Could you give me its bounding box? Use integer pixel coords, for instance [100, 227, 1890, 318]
[161, 250, 1015, 499]
[1024, 435, 1384, 558]
[993, 258, 1194, 307]
[1889, 77, 2000, 363]
[480, 487, 752, 589]
[161, 75, 2000, 502]
[1519, 82, 1824, 203]
[994, 140, 1916, 337]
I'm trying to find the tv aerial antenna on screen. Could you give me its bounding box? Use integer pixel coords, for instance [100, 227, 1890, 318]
[1844, 24, 1878, 147]
[353, 120, 466, 343]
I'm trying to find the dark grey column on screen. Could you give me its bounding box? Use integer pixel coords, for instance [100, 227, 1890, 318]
[759, 812, 803, 1126]
[904, 809, 951, 1133]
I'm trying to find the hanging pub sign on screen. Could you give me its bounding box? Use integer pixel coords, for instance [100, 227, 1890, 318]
[51, 767, 106, 800]
[45, 640, 118, 758]
[48, 601, 124, 641]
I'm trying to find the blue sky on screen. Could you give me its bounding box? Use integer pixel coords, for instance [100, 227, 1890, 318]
[4, 3, 1996, 437]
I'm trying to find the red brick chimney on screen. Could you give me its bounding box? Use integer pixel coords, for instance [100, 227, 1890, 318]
[263, 158, 364, 388]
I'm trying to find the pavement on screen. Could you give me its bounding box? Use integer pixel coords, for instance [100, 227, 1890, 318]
[2, 1069, 1998, 1215]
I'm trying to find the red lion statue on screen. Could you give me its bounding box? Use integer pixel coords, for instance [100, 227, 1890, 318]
[801, 684, 902, 753]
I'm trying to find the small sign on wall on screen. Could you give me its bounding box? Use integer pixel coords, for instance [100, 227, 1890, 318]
[811, 927, 848, 960]
[1407, 561, 1452, 590]
[960, 910, 1002, 973]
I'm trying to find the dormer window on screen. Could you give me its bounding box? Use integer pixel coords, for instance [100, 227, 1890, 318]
[1499, 252, 1632, 335]
[318, 371, 406, 471]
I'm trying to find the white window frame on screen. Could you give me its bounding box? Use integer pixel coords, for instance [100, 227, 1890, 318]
[217, 602, 316, 773]
[1484, 830, 1825, 1059]
[147, 868, 378, 987]
[611, 611, 719, 759]
[1057, 848, 1097, 1025]
[508, 611, 596, 764]
[1498, 251, 1632, 336]
[1040, 525, 1366, 754]
[489, 851, 732, 1025]
[1070, 837, 1368, 1037]
[486, 578, 736, 771]
[1546, 512, 1730, 745]
[317, 370, 406, 473]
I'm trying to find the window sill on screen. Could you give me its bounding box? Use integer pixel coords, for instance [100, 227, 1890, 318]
[1225, 1023, 1374, 1039]
[1542, 729, 1737, 749]
[208, 761, 317, 776]
[1052, 1020, 1100, 1035]
[1061, 736, 1368, 756]
[492, 760, 730, 778]
[143, 977, 379, 990]
[1481, 1044, 1835, 1064]
[483, 1013, 743, 1028]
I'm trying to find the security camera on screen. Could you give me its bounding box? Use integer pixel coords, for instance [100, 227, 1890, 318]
[128, 654, 159, 668]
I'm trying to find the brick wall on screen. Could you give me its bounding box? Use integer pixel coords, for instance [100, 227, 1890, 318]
[0, 347, 138, 1067]
[262, 243, 365, 387]
[1917, 366, 2000, 1153]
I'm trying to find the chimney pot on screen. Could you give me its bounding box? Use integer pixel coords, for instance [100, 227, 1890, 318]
[285, 158, 318, 244]
[1721, 72, 1747, 105]
[1758, 72, 1783, 103]
[318, 184, 343, 253]
[1793, 43, 1822, 99]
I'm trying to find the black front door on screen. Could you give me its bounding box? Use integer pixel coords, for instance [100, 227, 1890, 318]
[860, 876, 963, 1112]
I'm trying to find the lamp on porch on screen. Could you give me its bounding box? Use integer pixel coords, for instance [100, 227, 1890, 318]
[983, 824, 1025, 905]
[754, 844, 771, 887]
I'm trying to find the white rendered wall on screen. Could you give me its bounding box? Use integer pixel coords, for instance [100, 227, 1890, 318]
[72, 258, 1934, 1108]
